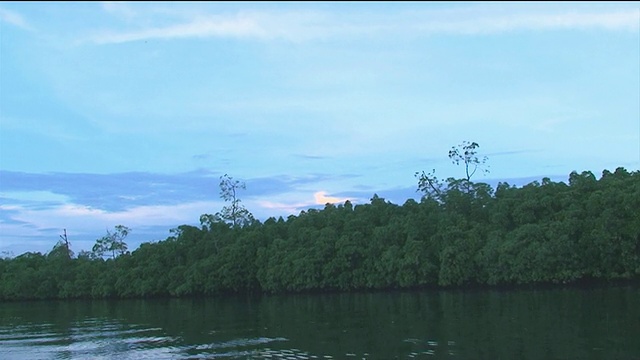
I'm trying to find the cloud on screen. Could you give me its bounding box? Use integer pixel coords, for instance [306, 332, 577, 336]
[313, 191, 349, 205]
[485, 149, 540, 157]
[0, 170, 359, 219]
[257, 200, 310, 216]
[522, 9, 640, 32]
[243, 173, 359, 197]
[91, 13, 269, 44]
[294, 154, 329, 160]
[3, 200, 217, 232]
[192, 153, 211, 160]
[101, 1, 137, 21]
[0, 171, 360, 255]
[0, 170, 220, 212]
[86, 6, 640, 44]
[0, 170, 323, 250]
[412, 8, 640, 35]
[0, 200, 221, 256]
[255, 190, 351, 218]
[0, 7, 33, 31]
[58, 202, 215, 227]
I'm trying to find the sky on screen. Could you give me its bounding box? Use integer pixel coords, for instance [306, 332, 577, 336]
[1, 1, 639, 256]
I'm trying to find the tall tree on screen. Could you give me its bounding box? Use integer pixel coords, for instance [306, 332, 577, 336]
[416, 141, 490, 199]
[92, 225, 130, 259]
[217, 174, 254, 228]
[448, 141, 489, 182]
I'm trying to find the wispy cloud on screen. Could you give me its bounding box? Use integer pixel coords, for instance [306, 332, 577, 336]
[192, 153, 211, 161]
[294, 154, 329, 160]
[411, 8, 640, 35]
[485, 149, 540, 157]
[101, 1, 137, 21]
[26, 201, 215, 228]
[87, 6, 640, 44]
[91, 12, 270, 44]
[0, 7, 33, 31]
[0, 170, 359, 214]
[0, 170, 221, 212]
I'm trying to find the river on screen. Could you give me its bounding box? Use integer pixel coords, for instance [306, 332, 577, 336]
[1, 285, 638, 359]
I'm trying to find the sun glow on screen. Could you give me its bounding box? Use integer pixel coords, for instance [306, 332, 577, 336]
[314, 191, 349, 205]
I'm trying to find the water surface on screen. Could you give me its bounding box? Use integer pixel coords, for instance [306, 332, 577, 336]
[1, 286, 638, 359]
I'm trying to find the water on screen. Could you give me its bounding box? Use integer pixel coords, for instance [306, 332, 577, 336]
[1, 286, 639, 359]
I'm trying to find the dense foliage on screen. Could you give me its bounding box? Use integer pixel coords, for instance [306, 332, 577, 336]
[1, 168, 639, 300]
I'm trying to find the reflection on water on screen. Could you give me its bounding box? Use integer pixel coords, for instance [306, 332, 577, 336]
[0, 320, 179, 359]
[0, 320, 291, 359]
[1, 286, 639, 359]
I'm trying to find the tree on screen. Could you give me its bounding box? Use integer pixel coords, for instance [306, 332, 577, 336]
[77, 250, 96, 260]
[448, 141, 489, 182]
[57, 229, 73, 259]
[92, 225, 130, 259]
[217, 174, 254, 228]
[415, 168, 444, 200]
[416, 141, 489, 199]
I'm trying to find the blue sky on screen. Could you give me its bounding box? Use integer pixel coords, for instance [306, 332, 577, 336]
[1, 2, 639, 256]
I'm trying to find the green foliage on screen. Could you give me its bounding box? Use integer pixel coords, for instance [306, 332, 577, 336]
[0, 167, 639, 301]
[92, 225, 130, 259]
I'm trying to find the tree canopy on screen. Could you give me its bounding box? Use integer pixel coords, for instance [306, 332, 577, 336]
[1, 165, 638, 301]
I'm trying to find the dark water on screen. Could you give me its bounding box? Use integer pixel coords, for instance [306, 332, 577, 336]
[1, 286, 639, 359]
